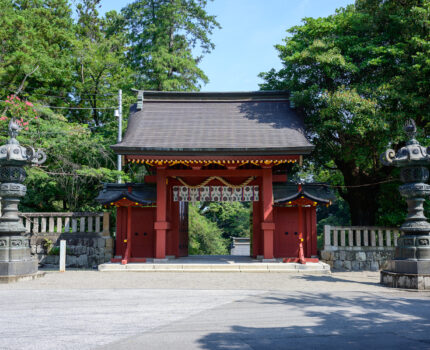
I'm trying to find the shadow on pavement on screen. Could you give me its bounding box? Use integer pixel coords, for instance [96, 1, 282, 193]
[197, 292, 430, 349]
[294, 274, 380, 287]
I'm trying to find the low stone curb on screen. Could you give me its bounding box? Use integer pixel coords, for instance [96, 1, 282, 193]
[99, 262, 331, 273]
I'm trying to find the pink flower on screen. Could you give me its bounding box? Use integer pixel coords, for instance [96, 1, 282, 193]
[25, 101, 33, 107]
[25, 127, 29, 130]
[34, 116, 38, 119]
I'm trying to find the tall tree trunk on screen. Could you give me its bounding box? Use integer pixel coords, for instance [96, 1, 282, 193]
[342, 186, 379, 225]
[336, 159, 382, 226]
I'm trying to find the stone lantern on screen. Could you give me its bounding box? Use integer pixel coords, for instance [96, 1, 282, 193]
[381, 119, 430, 289]
[0, 119, 46, 281]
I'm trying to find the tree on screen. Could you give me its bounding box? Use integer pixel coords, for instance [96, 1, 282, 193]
[72, 1, 134, 127]
[200, 202, 251, 240]
[260, 0, 430, 225]
[188, 203, 229, 255]
[0, 0, 75, 103]
[122, 0, 220, 91]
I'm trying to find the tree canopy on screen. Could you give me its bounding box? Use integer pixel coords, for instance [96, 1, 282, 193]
[122, 0, 220, 91]
[260, 0, 430, 226]
[0, 0, 219, 213]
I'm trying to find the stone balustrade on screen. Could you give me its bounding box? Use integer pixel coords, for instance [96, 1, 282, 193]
[19, 212, 110, 236]
[321, 225, 400, 271]
[18, 212, 113, 269]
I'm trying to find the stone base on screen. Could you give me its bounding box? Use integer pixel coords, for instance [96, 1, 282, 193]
[380, 270, 430, 290]
[0, 258, 38, 277]
[0, 271, 45, 284]
[390, 259, 430, 274]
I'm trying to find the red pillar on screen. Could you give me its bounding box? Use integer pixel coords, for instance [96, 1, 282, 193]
[252, 200, 261, 258]
[261, 167, 274, 259]
[155, 167, 170, 259]
[121, 206, 132, 264]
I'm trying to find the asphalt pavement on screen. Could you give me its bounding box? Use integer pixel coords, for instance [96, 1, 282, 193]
[0, 271, 429, 350]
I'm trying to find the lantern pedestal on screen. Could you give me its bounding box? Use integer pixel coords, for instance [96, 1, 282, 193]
[380, 121, 430, 290]
[0, 121, 46, 282]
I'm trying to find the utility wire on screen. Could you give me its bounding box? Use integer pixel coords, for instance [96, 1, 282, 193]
[305, 178, 397, 189]
[20, 92, 116, 102]
[39, 105, 116, 110]
[0, 100, 116, 110]
[1, 85, 117, 96]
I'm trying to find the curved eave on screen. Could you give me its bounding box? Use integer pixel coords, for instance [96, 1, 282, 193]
[275, 191, 331, 205]
[96, 192, 154, 206]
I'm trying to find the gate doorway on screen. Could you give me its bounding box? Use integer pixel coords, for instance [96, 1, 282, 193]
[186, 201, 252, 256]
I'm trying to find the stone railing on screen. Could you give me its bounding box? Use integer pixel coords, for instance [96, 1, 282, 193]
[324, 225, 400, 250]
[19, 212, 110, 236]
[19, 212, 113, 268]
[321, 225, 400, 271]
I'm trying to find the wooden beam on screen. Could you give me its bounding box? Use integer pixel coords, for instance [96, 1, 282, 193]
[144, 173, 287, 183]
[126, 155, 300, 161]
[166, 169, 264, 177]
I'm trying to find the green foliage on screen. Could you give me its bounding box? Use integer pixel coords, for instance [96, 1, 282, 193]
[187, 201, 251, 255]
[200, 202, 251, 240]
[260, 0, 430, 226]
[188, 203, 229, 255]
[0, 0, 219, 213]
[122, 0, 220, 91]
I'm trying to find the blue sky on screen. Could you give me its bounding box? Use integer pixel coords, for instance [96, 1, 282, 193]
[97, 0, 354, 91]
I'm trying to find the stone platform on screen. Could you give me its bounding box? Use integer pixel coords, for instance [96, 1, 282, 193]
[98, 255, 331, 273]
[0, 271, 45, 284]
[381, 270, 430, 290]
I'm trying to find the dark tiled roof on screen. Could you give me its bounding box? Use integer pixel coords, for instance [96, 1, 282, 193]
[112, 91, 313, 156]
[95, 183, 156, 205]
[274, 183, 336, 204]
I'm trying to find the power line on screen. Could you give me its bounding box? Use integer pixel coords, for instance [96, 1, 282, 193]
[0, 100, 117, 110]
[307, 178, 397, 189]
[22, 92, 116, 102]
[1, 85, 118, 96]
[40, 105, 116, 110]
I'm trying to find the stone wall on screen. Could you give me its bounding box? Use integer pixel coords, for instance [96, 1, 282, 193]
[320, 248, 395, 271]
[31, 232, 113, 269]
[20, 212, 113, 269]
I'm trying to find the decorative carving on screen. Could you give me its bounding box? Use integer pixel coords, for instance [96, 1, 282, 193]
[418, 239, 429, 246]
[11, 239, 22, 247]
[173, 185, 259, 202]
[8, 119, 21, 139]
[404, 119, 417, 140]
[381, 149, 396, 166]
[0, 240, 7, 247]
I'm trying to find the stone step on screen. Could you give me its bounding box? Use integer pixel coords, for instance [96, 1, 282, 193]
[99, 262, 331, 273]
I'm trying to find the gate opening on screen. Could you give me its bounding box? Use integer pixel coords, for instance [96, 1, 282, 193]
[187, 201, 252, 256]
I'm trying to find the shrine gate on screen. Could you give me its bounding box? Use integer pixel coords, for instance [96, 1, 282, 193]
[96, 91, 334, 263]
